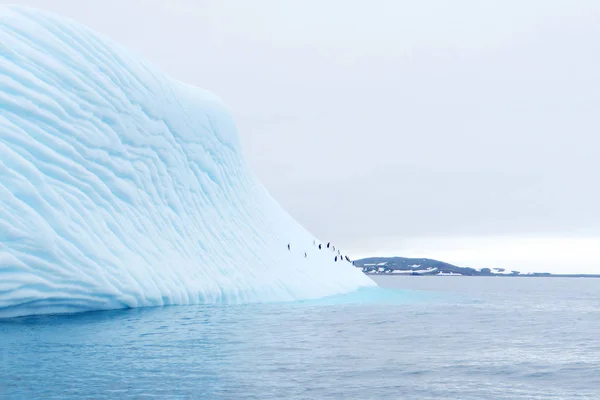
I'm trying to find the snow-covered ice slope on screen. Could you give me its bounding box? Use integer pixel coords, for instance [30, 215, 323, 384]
[0, 6, 375, 318]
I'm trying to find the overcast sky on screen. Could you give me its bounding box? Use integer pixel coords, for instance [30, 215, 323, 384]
[9, 0, 600, 272]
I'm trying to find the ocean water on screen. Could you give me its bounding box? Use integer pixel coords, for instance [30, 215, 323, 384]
[1, 276, 600, 399]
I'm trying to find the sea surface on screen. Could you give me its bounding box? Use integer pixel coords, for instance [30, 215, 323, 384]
[1, 276, 600, 399]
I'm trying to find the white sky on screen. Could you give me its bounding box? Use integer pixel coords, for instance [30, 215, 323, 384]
[6, 0, 600, 273]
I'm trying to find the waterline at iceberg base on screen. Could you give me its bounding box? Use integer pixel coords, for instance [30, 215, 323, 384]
[0, 6, 375, 318]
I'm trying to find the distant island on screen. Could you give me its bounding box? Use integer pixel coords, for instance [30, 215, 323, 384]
[354, 257, 600, 278]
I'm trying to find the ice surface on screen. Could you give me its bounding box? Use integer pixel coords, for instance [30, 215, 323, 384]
[0, 6, 375, 318]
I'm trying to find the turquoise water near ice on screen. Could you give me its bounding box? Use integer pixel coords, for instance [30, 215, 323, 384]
[2, 276, 600, 399]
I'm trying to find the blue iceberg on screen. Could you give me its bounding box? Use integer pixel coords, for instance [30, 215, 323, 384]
[0, 6, 375, 318]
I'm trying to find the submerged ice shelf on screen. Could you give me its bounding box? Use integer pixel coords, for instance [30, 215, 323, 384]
[0, 6, 375, 318]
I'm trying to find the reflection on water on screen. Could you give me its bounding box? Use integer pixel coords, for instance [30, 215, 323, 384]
[2, 276, 600, 399]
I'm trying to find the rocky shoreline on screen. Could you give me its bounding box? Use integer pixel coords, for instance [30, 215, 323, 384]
[355, 257, 600, 277]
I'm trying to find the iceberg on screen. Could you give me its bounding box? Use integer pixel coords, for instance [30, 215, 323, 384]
[0, 6, 375, 318]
